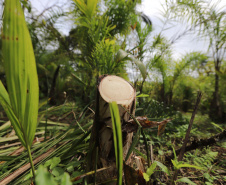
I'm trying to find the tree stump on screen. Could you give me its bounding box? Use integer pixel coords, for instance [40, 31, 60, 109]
[88, 75, 136, 183]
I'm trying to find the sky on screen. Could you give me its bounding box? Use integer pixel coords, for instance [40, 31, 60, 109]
[7, 0, 225, 60]
[137, 0, 226, 59]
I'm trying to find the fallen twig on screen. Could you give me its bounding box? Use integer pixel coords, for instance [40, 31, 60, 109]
[171, 92, 202, 184]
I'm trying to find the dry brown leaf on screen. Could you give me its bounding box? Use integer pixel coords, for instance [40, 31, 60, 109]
[123, 117, 172, 134]
[124, 163, 146, 185]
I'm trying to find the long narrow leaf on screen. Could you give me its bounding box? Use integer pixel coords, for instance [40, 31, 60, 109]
[117, 49, 147, 79]
[2, 0, 39, 148]
[155, 161, 170, 176]
[73, 0, 87, 16]
[87, 0, 98, 18]
[109, 102, 123, 185]
[0, 81, 25, 146]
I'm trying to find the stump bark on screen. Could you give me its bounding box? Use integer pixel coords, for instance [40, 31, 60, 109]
[88, 75, 136, 183]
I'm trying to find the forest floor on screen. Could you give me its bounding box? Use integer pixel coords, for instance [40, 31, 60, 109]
[0, 103, 225, 184]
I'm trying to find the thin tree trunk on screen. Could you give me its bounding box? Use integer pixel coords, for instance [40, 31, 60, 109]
[210, 58, 222, 120]
[49, 65, 60, 105]
[87, 75, 136, 184]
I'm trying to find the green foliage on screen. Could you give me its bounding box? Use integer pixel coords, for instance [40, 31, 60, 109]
[171, 147, 203, 170]
[143, 162, 157, 182]
[168, 0, 226, 121]
[0, 0, 40, 179]
[68, 0, 142, 102]
[92, 39, 123, 75]
[105, 0, 140, 35]
[0, 0, 225, 184]
[1, 0, 39, 148]
[155, 161, 170, 176]
[136, 98, 175, 118]
[171, 159, 203, 170]
[109, 102, 123, 185]
[186, 148, 218, 171]
[117, 49, 147, 79]
[210, 122, 224, 132]
[176, 177, 197, 185]
[36, 165, 57, 185]
[44, 157, 61, 170]
[35, 165, 72, 185]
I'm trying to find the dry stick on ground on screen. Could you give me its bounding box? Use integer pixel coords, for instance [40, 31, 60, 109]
[0, 148, 54, 185]
[171, 92, 202, 185]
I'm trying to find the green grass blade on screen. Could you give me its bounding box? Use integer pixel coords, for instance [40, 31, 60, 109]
[2, 0, 39, 148]
[0, 156, 17, 161]
[0, 81, 25, 146]
[109, 102, 123, 185]
[210, 122, 224, 132]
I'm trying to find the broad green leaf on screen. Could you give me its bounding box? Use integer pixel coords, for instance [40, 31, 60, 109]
[158, 150, 164, 155]
[2, 0, 39, 148]
[143, 173, 150, 182]
[52, 167, 64, 179]
[50, 157, 61, 170]
[61, 173, 72, 185]
[130, 56, 147, 79]
[203, 173, 213, 183]
[109, 102, 123, 185]
[147, 162, 157, 175]
[171, 159, 178, 169]
[35, 165, 57, 185]
[116, 49, 147, 79]
[143, 162, 157, 182]
[44, 157, 61, 169]
[117, 49, 129, 61]
[155, 161, 171, 176]
[176, 177, 197, 185]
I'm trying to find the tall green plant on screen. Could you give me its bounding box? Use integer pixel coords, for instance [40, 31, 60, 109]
[109, 102, 123, 185]
[0, 0, 39, 179]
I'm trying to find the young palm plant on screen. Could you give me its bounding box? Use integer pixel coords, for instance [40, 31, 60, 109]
[0, 0, 39, 179]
